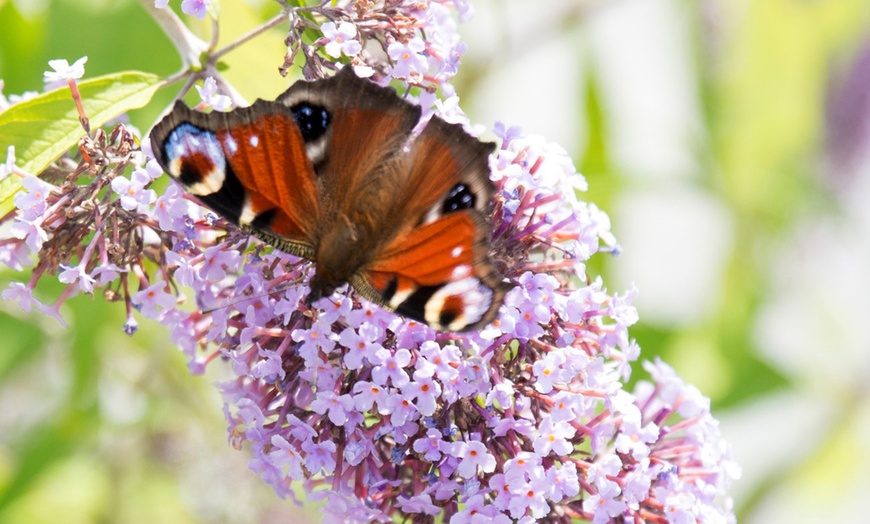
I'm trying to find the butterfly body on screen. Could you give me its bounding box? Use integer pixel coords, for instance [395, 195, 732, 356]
[150, 69, 511, 331]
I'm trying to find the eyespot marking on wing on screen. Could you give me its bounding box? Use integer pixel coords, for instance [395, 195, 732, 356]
[424, 277, 494, 331]
[290, 103, 330, 142]
[163, 123, 226, 196]
[442, 183, 476, 213]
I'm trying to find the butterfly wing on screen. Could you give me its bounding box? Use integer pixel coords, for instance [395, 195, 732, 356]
[276, 68, 422, 218]
[149, 99, 320, 258]
[354, 116, 512, 331]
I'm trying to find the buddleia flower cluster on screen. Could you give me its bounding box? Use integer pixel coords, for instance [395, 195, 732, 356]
[0, 1, 739, 522]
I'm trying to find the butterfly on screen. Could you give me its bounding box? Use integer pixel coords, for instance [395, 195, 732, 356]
[149, 68, 511, 331]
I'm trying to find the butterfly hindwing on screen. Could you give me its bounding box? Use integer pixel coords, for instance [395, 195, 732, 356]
[352, 114, 511, 331]
[356, 210, 509, 331]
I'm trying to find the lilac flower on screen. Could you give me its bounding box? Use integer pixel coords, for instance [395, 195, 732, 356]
[371, 347, 411, 387]
[14, 176, 54, 221]
[388, 37, 428, 79]
[131, 281, 176, 318]
[10, 218, 48, 253]
[1, 236, 34, 271]
[546, 462, 580, 502]
[198, 245, 240, 282]
[351, 380, 388, 413]
[583, 481, 628, 524]
[506, 468, 552, 519]
[290, 321, 336, 363]
[310, 391, 354, 426]
[396, 493, 441, 516]
[532, 417, 574, 457]
[2, 282, 39, 312]
[58, 263, 96, 294]
[301, 439, 336, 475]
[180, 0, 208, 20]
[623, 458, 655, 509]
[195, 77, 232, 111]
[43, 56, 87, 84]
[321, 21, 361, 58]
[153, 183, 189, 232]
[531, 349, 569, 393]
[36, 299, 69, 328]
[338, 325, 383, 369]
[412, 428, 446, 461]
[448, 439, 496, 479]
[111, 168, 156, 212]
[383, 391, 418, 427]
[614, 410, 660, 459]
[401, 370, 442, 416]
[250, 343, 285, 383]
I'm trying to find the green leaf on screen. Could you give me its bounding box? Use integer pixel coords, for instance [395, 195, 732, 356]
[0, 71, 163, 216]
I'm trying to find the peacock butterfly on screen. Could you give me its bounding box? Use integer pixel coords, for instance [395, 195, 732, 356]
[149, 68, 511, 331]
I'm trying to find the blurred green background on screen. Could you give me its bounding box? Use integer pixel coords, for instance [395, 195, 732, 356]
[2, 0, 870, 522]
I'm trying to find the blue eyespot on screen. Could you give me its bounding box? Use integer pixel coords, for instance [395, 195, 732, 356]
[442, 183, 476, 213]
[290, 103, 330, 142]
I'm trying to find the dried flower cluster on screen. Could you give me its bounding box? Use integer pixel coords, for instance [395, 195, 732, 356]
[0, 1, 738, 522]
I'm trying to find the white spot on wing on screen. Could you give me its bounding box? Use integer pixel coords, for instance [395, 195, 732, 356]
[451, 246, 463, 258]
[388, 288, 414, 310]
[305, 136, 329, 165]
[223, 134, 238, 155]
[451, 264, 471, 279]
[249, 135, 259, 147]
[239, 198, 256, 226]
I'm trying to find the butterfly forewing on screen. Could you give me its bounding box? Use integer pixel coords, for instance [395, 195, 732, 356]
[277, 69, 421, 207]
[150, 100, 320, 258]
